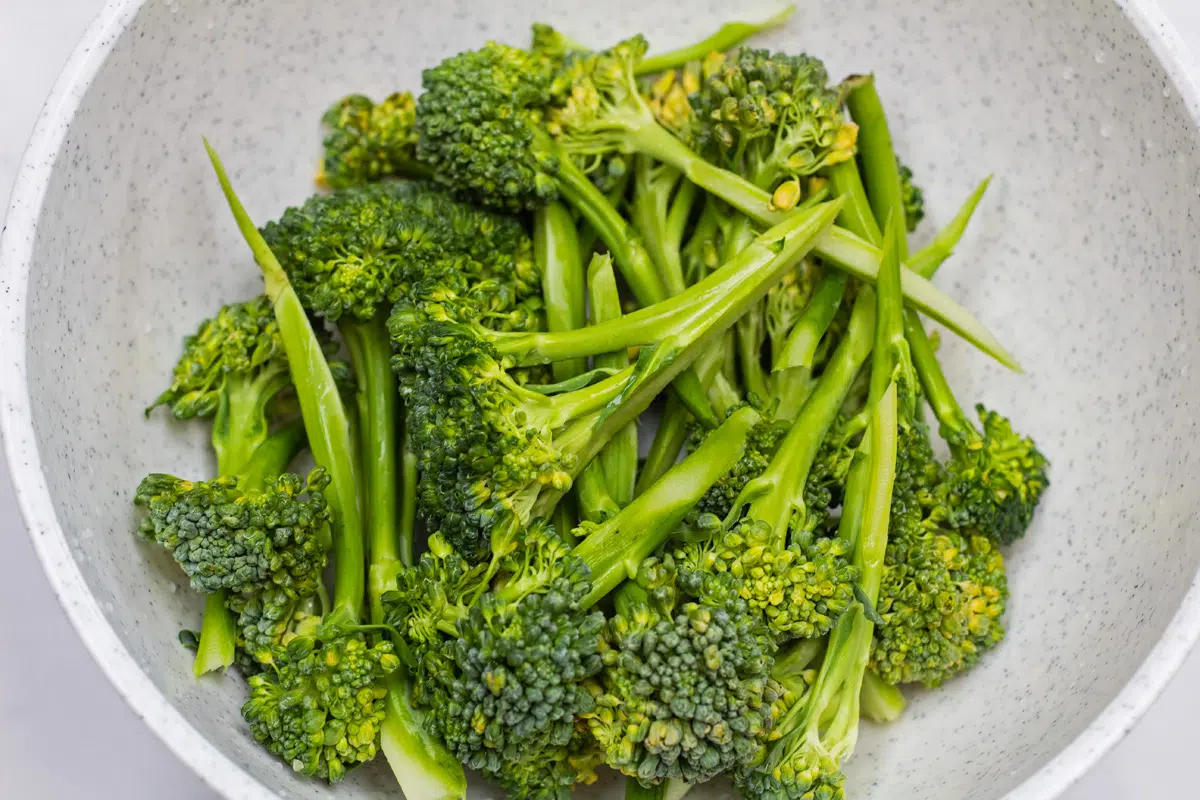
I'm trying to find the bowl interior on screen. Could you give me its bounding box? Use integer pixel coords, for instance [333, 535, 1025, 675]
[13, 0, 1200, 797]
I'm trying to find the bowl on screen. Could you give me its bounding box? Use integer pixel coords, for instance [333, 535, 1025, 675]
[4, 0, 1200, 798]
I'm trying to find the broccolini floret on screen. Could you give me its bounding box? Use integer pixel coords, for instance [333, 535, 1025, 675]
[319, 92, 430, 189]
[586, 556, 778, 786]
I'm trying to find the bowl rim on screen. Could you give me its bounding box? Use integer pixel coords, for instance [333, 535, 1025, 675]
[2, 0, 1200, 797]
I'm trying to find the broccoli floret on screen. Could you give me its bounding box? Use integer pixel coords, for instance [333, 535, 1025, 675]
[870, 421, 1009, 687]
[691, 286, 874, 643]
[262, 180, 543, 617]
[586, 556, 778, 786]
[242, 632, 401, 782]
[146, 295, 293, 434]
[939, 405, 1049, 545]
[385, 407, 765, 794]
[681, 521, 857, 643]
[907, 317, 1049, 545]
[319, 92, 430, 189]
[690, 48, 857, 192]
[134, 469, 330, 598]
[262, 182, 540, 328]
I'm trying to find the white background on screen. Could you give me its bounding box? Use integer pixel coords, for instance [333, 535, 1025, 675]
[3, 1, 1200, 798]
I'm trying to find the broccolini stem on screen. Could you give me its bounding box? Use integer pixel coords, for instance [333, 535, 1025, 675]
[235, 417, 308, 490]
[740, 292, 875, 538]
[572, 406, 763, 607]
[634, 339, 727, 496]
[576, 255, 636, 520]
[536, 202, 840, 520]
[828, 157, 883, 244]
[663, 178, 698, 293]
[848, 79, 973, 440]
[632, 5, 797, 76]
[621, 120, 1017, 370]
[556, 153, 666, 308]
[341, 314, 403, 624]
[575, 461, 621, 523]
[535, 202, 587, 382]
[869, 220, 908, 408]
[555, 155, 718, 427]
[773, 158, 877, 376]
[399, 423, 417, 568]
[492, 201, 840, 365]
[193, 592, 238, 678]
[378, 671, 469, 800]
[773, 271, 847, 372]
[905, 312, 973, 439]
[860, 670, 906, 723]
[845, 76, 908, 261]
[909, 177, 992, 280]
[205, 141, 365, 625]
[211, 366, 291, 475]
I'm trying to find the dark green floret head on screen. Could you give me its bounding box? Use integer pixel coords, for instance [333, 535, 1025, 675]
[133, 468, 331, 598]
[319, 92, 422, 189]
[941, 404, 1049, 546]
[409, 523, 605, 790]
[416, 41, 564, 210]
[690, 48, 857, 188]
[241, 632, 400, 783]
[585, 557, 778, 785]
[145, 295, 287, 420]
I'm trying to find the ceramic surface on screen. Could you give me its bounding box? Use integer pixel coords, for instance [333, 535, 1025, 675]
[3, 1, 1200, 798]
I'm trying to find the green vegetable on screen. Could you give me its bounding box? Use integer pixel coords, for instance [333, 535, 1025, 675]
[205, 141, 467, 795]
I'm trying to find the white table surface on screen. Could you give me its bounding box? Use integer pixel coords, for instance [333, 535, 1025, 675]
[4, 2, 1200, 798]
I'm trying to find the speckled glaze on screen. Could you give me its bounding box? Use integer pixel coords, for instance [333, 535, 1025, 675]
[2, 0, 1200, 797]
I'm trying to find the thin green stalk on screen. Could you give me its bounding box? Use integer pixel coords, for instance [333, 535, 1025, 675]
[774, 271, 847, 371]
[869, 220, 906, 408]
[535, 202, 587, 382]
[379, 672, 469, 800]
[736, 292, 875, 538]
[618, 118, 1018, 370]
[847, 78, 986, 446]
[587, 254, 637, 506]
[860, 670, 906, 723]
[910, 177, 992, 280]
[193, 592, 238, 677]
[206, 140, 363, 623]
[906, 312, 971, 434]
[845, 76, 907, 260]
[491, 201, 841, 366]
[571, 406, 762, 606]
[555, 155, 717, 426]
[634, 339, 728, 497]
[207, 140, 467, 798]
[633, 5, 796, 75]
[399, 423, 417, 568]
[342, 314, 402, 626]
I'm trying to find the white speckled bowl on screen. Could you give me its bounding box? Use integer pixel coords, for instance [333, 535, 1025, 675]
[3, 0, 1200, 797]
